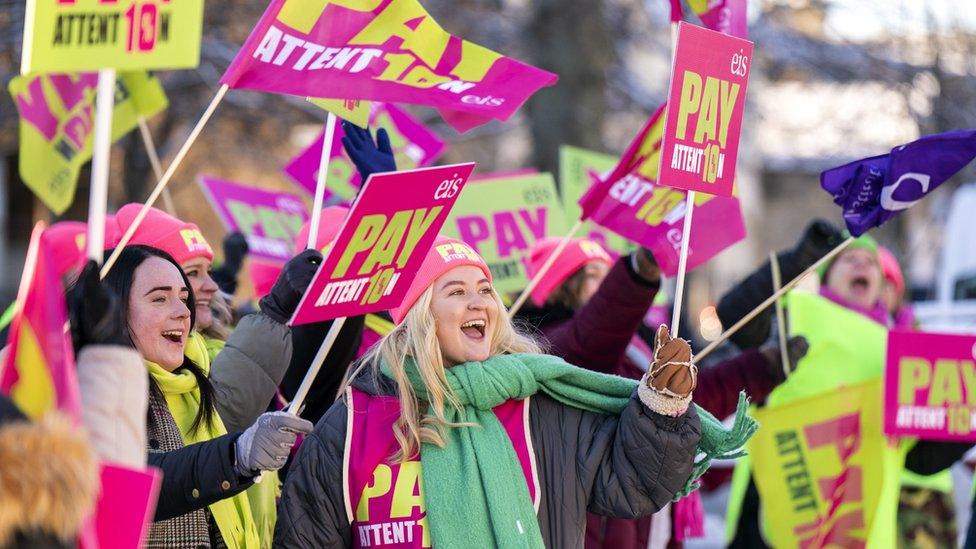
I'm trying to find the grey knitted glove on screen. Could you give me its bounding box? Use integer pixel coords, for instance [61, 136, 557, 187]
[234, 411, 313, 476]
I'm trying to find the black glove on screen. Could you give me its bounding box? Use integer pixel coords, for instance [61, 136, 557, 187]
[211, 232, 249, 295]
[222, 232, 249, 271]
[259, 249, 322, 324]
[760, 336, 810, 381]
[787, 219, 844, 270]
[67, 260, 133, 353]
[341, 121, 397, 184]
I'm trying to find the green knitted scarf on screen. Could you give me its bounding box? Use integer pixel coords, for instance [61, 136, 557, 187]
[381, 352, 757, 548]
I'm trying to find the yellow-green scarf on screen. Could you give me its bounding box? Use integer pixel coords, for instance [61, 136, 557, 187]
[199, 334, 278, 549]
[146, 333, 262, 549]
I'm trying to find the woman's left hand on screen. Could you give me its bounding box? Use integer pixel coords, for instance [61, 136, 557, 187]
[648, 325, 696, 398]
[259, 249, 323, 324]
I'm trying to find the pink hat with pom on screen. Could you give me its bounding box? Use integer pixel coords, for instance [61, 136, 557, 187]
[114, 203, 213, 265]
[877, 246, 905, 296]
[43, 217, 121, 279]
[389, 237, 492, 324]
[526, 237, 612, 306]
[293, 206, 350, 255]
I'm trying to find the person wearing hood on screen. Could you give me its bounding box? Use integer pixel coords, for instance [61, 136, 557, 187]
[272, 236, 737, 548]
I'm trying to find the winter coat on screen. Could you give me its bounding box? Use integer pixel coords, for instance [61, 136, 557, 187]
[209, 312, 294, 434]
[0, 396, 99, 549]
[518, 257, 784, 549]
[76, 344, 147, 468]
[148, 432, 254, 521]
[273, 368, 701, 548]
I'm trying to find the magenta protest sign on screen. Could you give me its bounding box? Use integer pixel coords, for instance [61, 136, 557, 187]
[884, 329, 976, 441]
[219, 0, 557, 132]
[588, 174, 745, 276]
[291, 163, 476, 325]
[284, 103, 446, 203]
[198, 176, 310, 264]
[659, 22, 752, 196]
[94, 464, 161, 548]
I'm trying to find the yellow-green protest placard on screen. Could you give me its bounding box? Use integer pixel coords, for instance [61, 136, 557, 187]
[559, 145, 636, 257]
[750, 379, 906, 548]
[22, 0, 204, 73]
[441, 172, 570, 294]
[10, 71, 168, 214]
[308, 98, 372, 129]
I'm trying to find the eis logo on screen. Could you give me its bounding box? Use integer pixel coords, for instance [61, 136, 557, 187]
[434, 174, 463, 199]
[730, 49, 748, 78]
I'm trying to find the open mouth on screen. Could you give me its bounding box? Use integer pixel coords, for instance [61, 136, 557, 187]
[460, 319, 486, 339]
[161, 329, 184, 344]
[850, 275, 870, 293]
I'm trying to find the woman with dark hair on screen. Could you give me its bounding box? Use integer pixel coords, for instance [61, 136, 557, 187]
[102, 245, 315, 548]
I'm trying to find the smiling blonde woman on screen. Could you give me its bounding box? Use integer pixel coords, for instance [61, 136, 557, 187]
[275, 237, 757, 548]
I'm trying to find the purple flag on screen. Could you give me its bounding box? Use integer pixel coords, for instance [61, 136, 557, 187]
[821, 130, 976, 236]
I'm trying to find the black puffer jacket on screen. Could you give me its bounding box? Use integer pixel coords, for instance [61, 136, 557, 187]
[273, 369, 701, 548]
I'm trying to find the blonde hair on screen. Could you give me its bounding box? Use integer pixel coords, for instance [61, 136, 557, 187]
[349, 284, 541, 462]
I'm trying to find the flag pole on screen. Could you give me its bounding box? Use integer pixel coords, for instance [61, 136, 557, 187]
[769, 251, 790, 377]
[307, 112, 337, 250]
[101, 84, 229, 279]
[696, 236, 855, 362]
[670, 191, 695, 333]
[286, 317, 347, 415]
[87, 69, 116, 263]
[508, 219, 583, 317]
[136, 116, 177, 216]
[290, 111, 345, 415]
[264, 111, 344, 482]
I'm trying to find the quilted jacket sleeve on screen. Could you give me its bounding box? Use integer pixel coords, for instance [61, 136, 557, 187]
[529, 392, 700, 546]
[148, 433, 253, 521]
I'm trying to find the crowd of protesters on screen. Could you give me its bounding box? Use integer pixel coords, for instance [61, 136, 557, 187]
[1, 125, 974, 549]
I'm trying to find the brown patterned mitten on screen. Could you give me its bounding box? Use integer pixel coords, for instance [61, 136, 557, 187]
[638, 325, 698, 416]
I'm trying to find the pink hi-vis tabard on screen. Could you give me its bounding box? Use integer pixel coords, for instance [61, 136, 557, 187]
[344, 387, 540, 548]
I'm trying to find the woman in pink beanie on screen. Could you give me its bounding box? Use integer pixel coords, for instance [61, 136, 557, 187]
[274, 236, 754, 548]
[112, 203, 323, 545]
[114, 203, 232, 344]
[877, 246, 916, 329]
[515, 237, 801, 549]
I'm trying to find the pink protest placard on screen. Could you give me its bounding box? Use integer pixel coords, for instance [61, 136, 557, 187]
[658, 22, 752, 196]
[94, 464, 162, 548]
[884, 329, 976, 441]
[219, 0, 557, 132]
[585, 173, 745, 276]
[291, 163, 476, 325]
[198, 176, 310, 264]
[284, 103, 446, 203]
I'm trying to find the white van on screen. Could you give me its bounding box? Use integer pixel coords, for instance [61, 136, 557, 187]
[913, 182, 976, 332]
